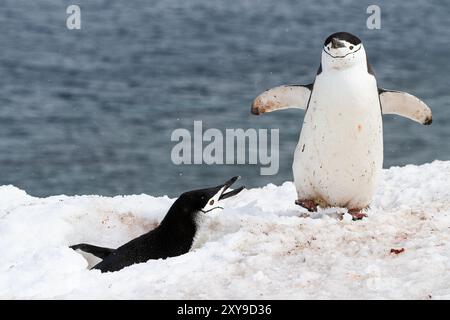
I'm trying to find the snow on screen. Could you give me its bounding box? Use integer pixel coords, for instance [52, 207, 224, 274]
[1, 161, 450, 299]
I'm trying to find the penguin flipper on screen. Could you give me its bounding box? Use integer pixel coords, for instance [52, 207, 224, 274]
[70, 243, 115, 259]
[379, 88, 432, 125]
[251, 84, 313, 115]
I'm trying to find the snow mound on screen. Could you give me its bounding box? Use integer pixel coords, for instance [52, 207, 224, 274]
[1, 161, 450, 299]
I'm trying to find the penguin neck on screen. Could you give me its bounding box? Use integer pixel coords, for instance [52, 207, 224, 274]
[321, 49, 367, 75]
[318, 64, 370, 86]
[322, 62, 367, 75]
[159, 206, 199, 241]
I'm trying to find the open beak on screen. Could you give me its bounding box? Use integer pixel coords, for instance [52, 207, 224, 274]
[219, 176, 245, 200]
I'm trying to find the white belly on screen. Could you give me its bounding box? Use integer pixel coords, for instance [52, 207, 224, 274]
[293, 70, 383, 209]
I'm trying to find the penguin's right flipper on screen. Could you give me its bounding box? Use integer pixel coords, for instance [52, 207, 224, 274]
[379, 88, 432, 125]
[70, 243, 115, 259]
[251, 84, 313, 115]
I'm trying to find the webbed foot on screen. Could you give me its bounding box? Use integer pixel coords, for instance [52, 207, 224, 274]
[348, 209, 368, 221]
[295, 199, 318, 212]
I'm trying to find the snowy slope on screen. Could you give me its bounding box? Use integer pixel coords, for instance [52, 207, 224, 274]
[1, 161, 450, 299]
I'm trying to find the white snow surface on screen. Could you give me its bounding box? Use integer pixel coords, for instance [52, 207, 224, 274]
[1, 161, 450, 299]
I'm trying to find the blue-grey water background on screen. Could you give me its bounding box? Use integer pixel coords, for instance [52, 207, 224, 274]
[0, 0, 448, 197]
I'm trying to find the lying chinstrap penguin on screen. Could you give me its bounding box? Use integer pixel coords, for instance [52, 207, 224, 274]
[70, 176, 244, 273]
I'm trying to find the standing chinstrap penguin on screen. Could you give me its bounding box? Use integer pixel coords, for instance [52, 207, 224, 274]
[251, 32, 432, 219]
[70, 176, 244, 272]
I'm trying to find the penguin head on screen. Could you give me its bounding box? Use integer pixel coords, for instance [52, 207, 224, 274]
[191, 176, 244, 213]
[321, 32, 366, 71]
[166, 176, 245, 223]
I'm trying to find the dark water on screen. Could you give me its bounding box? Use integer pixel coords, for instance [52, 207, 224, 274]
[0, 0, 449, 197]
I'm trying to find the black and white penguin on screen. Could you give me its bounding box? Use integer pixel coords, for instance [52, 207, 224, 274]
[70, 176, 244, 272]
[251, 32, 432, 219]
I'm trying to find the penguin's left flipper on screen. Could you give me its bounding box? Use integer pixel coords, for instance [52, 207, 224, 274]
[70, 243, 115, 259]
[251, 84, 313, 115]
[379, 88, 432, 125]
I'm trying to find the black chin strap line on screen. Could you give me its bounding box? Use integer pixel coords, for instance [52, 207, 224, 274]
[323, 44, 362, 59]
[200, 207, 224, 214]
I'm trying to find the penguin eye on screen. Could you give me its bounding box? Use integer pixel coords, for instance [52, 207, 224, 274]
[349, 46, 354, 50]
[209, 200, 214, 205]
[327, 46, 330, 51]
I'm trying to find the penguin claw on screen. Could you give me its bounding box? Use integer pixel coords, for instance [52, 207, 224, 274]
[295, 199, 318, 212]
[348, 211, 368, 221]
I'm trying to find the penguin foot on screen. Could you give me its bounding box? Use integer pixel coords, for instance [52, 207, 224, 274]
[348, 209, 368, 221]
[295, 199, 318, 212]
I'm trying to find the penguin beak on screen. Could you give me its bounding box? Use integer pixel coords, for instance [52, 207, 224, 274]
[200, 176, 245, 213]
[219, 176, 245, 200]
[331, 38, 346, 49]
